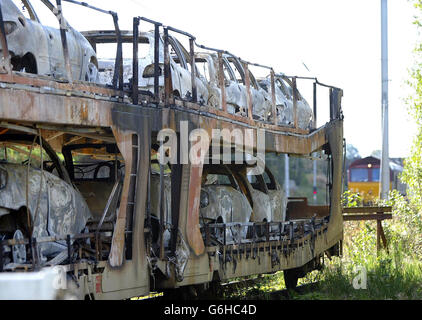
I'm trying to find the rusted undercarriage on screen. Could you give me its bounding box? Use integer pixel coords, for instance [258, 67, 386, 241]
[0, 1, 344, 300]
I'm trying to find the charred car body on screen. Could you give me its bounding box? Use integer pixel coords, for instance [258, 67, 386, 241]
[0, 134, 91, 269]
[83, 30, 209, 104]
[1, 0, 98, 81]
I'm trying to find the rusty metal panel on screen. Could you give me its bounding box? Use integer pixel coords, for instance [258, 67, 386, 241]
[186, 164, 205, 256]
[0, 87, 113, 127]
[108, 127, 133, 267]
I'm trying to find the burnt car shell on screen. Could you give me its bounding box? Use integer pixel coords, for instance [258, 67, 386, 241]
[200, 164, 252, 242]
[0, 134, 92, 262]
[0, 162, 91, 259]
[1, 0, 98, 81]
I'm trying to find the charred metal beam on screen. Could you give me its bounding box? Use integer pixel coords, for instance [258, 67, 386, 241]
[132, 17, 140, 105]
[217, 51, 227, 112]
[163, 27, 172, 104]
[292, 77, 298, 128]
[62, 0, 114, 15]
[158, 139, 165, 260]
[189, 38, 197, 103]
[154, 23, 160, 102]
[270, 69, 277, 125]
[111, 12, 123, 92]
[55, 0, 73, 83]
[243, 62, 253, 120]
[170, 135, 182, 256]
[166, 26, 195, 40]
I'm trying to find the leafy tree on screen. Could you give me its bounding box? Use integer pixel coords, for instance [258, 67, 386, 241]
[401, 0, 422, 214]
[346, 143, 361, 161]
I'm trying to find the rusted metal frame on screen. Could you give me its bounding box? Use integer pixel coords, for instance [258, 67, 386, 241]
[154, 23, 161, 102]
[173, 99, 310, 135]
[242, 60, 272, 71]
[377, 212, 388, 253]
[111, 12, 124, 93]
[243, 62, 253, 120]
[166, 25, 195, 39]
[59, 1, 124, 92]
[95, 180, 121, 259]
[1, 232, 110, 247]
[125, 134, 139, 260]
[144, 131, 152, 257]
[55, 0, 73, 83]
[137, 18, 163, 101]
[158, 144, 165, 260]
[62, 0, 112, 15]
[132, 17, 140, 105]
[270, 69, 277, 125]
[292, 77, 298, 128]
[163, 27, 172, 105]
[166, 26, 197, 103]
[313, 81, 317, 129]
[170, 135, 182, 256]
[329, 87, 343, 121]
[280, 74, 341, 90]
[0, 73, 121, 97]
[189, 38, 197, 103]
[0, 3, 11, 74]
[217, 51, 227, 112]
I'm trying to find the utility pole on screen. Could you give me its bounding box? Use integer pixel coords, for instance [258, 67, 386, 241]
[380, 0, 390, 199]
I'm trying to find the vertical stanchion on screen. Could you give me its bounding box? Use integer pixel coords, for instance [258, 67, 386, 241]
[154, 23, 160, 102]
[55, 0, 73, 83]
[292, 77, 298, 128]
[163, 27, 171, 105]
[217, 52, 227, 112]
[243, 62, 253, 120]
[270, 69, 277, 125]
[111, 12, 123, 91]
[132, 17, 139, 105]
[189, 37, 197, 103]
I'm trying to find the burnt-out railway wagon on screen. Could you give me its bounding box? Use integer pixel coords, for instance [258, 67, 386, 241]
[0, 0, 344, 299]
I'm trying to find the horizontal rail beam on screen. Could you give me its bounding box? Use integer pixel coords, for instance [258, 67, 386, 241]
[342, 206, 392, 214]
[343, 213, 392, 221]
